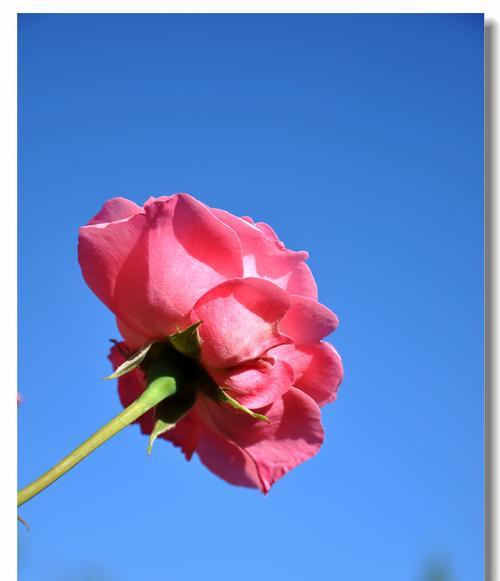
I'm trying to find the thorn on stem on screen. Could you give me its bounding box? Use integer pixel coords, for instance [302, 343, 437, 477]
[17, 514, 29, 530]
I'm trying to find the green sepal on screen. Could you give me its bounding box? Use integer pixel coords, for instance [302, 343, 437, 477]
[219, 390, 270, 423]
[147, 415, 175, 456]
[147, 380, 197, 455]
[169, 322, 202, 359]
[199, 376, 269, 423]
[104, 342, 154, 380]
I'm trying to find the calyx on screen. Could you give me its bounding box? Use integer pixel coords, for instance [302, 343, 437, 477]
[106, 322, 269, 454]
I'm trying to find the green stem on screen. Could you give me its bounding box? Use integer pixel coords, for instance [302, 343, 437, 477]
[17, 378, 171, 508]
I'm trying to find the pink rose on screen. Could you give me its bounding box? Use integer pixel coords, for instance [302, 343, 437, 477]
[78, 194, 343, 492]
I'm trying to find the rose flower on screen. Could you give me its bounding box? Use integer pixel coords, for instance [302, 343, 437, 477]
[78, 194, 343, 493]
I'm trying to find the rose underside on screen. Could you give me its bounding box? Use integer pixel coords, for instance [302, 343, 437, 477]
[80, 193, 343, 493]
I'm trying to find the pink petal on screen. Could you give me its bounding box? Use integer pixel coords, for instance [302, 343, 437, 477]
[87, 197, 142, 226]
[269, 344, 311, 378]
[79, 194, 243, 342]
[286, 262, 318, 300]
[79, 210, 145, 316]
[211, 208, 316, 299]
[144, 195, 174, 206]
[272, 342, 343, 406]
[196, 387, 324, 493]
[196, 427, 263, 489]
[161, 410, 201, 461]
[207, 358, 294, 408]
[191, 277, 292, 368]
[254, 221, 285, 247]
[116, 317, 151, 351]
[279, 295, 339, 344]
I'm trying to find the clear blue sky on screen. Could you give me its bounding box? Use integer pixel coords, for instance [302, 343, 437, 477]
[18, 14, 484, 581]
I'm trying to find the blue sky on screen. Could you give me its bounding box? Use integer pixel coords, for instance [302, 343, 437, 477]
[18, 14, 484, 581]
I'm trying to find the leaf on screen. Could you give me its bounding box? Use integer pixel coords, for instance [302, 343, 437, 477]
[146, 379, 197, 455]
[199, 376, 269, 423]
[169, 322, 202, 359]
[104, 342, 154, 380]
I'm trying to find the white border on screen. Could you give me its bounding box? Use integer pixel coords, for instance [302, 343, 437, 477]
[4, 3, 496, 580]
[1, 4, 18, 581]
[485, 11, 497, 581]
[8, 1, 491, 13]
